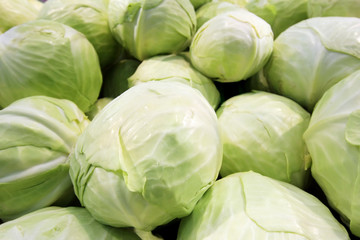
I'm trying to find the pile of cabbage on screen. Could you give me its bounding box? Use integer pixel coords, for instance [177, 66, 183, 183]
[0, 0, 359, 239]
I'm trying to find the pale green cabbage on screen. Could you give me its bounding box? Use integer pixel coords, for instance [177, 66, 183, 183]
[0, 96, 89, 221]
[0, 19, 102, 112]
[0, 0, 43, 33]
[38, 0, 122, 68]
[264, 17, 360, 112]
[177, 171, 350, 239]
[308, 0, 360, 18]
[303, 70, 360, 237]
[69, 81, 222, 232]
[217, 91, 311, 188]
[0, 207, 141, 240]
[108, 0, 196, 60]
[128, 53, 220, 109]
[195, 1, 241, 29]
[190, 8, 273, 82]
[215, 0, 308, 38]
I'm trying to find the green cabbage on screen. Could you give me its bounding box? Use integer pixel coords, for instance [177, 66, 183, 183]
[190, 8, 273, 82]
[264, 17, 360, 111]
[303, 70, 360, 237]
[0, 96, 89, 221]
[108, 0, 196, 60]
[0, 0, 43, 33]
[177, 171, 350, 239]
[195, 1, 241, 29]
[0, 207, 141, 240]
[38, 0, 122, 68]
[0, 19, 102, 112]
[69, 81, 222, 232]
[217, 91, 311, 188]
[128, 53, 220, 109]
[216, 0, 308, 38]
[308, 0, 360, 18]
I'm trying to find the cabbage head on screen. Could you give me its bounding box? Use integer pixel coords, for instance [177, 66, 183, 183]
[303, 70, 360, 237]
[0, 19, 102, 112]
[264, 17, 360, 112]
[108, 0, 196, 60]
[38, 0, 122, 68]
[307, 0, 360, 18]
[177, 171, 350, 240]
[217, 0, 308, 38]
[128, 53, 220, 109]
[69, 81, 222, 232]
[0, 96, 89, 221]
[190, 8, 273, 82]
[195, 1, 241, 29]
[0, 0, 43, 33]
[217, 91, 311, 188]
[0, 207, 141, 240]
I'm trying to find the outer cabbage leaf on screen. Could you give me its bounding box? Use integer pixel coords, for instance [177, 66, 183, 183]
[108, 0, 196, 60]
[177, 171, 350, 240]
[308, 0, 360, 18]
[303, 70, 360, 236]
[217, 91, 311, 188]
[244, 0, 307, 38]
[0, 96, 89, 221]
[195, 1, 242, 29]
[0, 0, 43, 32]
[0, 20, 102, 112]
[0, 207, 141, 240]
[128, 53, 220, 109]
[69, 81, 222, 232]
[38, 0, 122, 67]
[264, 17, 360, 112]
[210, 0, 307, 38]
[190, 8, 273, 82]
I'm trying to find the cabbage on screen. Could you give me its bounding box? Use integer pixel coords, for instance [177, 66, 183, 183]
[264, 17, 360, 111]
[69, 81, 222, 233]
[307, 0, 360, 18]
[128, 53, 220, 109]
[216, 0, 308, 38]
[177, 171, 350, 239]
[217, 91, 311, 188]
[0, 207, 141, 240]
[195, 1, 241, 29]
[0, 0, 43, 33]
[0, 96, 89, 221]
[303, 70, 360, 236]
[0, 19, 102, 112]
[38, 0, 122, 67]
[190, 8, 273, 82]
[108, 0, 196, 60]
